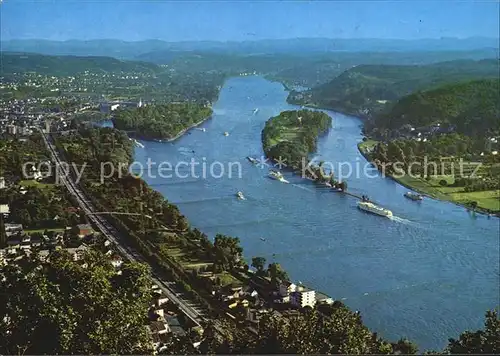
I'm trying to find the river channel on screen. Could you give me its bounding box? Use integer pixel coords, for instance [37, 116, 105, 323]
[131, 76, 499, 350]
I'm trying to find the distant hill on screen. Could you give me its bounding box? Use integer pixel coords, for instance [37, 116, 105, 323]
[288, 59, 500, 115]
[1, 37, 498, 58]
[371, 79, 500, 136]
[0, 52, 162, 76]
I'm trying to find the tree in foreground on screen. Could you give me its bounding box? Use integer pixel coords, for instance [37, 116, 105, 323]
[251, 256, 266, 275]
[0, 250, 153, 354]
[444, 310, 499, 354]
[196, 307, 403, 355]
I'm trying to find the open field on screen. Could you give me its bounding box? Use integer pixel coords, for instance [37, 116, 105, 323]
[358, 141, 500, 213]
[358, 139, 378, 153]
[159, 241, 212, 271]
[19, 180, 54, 189]
[267, 127, 303, 147]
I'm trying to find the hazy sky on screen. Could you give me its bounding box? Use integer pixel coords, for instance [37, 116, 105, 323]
[1, 0, 499, 41]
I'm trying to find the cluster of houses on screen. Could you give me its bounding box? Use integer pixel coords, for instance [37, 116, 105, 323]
[0, 222, 96, 266]
[147, 284, 192, 353]
[99, 98, 144, 113]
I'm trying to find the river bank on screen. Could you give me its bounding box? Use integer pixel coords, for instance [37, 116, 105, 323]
[285, 97, 371, 120]
[357, 140, 500, 217]
[165, 115, 213, 142]
[111, 113, 213, 143]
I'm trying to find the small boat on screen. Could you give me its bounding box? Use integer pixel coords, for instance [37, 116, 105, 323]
[404, 192, 423, 201]
[269, 170, 289, 184]
[357, 201, 393, 218]
[253, 108, 259, 114]
[134, 139, 145, 148]
[236, 191, 245, 200]
[247, 156, 258, 164]
[223, 132, 229, 136]
[260, 237, 266, 242]
[196, 127, 206, 132]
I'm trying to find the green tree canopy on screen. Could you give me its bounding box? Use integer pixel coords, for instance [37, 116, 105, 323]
[0, 250, 153, 354]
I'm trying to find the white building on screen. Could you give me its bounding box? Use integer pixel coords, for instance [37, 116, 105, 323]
[0, 177, 5, 189]
[290, 286, 316, 308]
[0, 204, 10, 215]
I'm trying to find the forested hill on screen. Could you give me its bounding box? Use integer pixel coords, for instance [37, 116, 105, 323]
[370, 78, 500, 136]
[0, 52, 162, 76]
[113, 103, 213, 140]
[288, 59, 499, 117]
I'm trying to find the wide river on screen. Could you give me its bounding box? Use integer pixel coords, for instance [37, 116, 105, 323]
[132, 76, 499, 350]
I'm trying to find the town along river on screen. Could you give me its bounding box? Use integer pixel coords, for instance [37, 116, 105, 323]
[131, 76, 499, 350]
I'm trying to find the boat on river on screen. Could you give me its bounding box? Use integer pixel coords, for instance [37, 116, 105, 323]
[236, 191, 245, 200]
[269, 170, 289, 184]
[404, 192, 423, 201]
[133, 139, 145, 148]
[253, 108, 259, 114]
[357, 201, 393, 218]
[223, 131, 229, 136]
[247, 156, 259, 164]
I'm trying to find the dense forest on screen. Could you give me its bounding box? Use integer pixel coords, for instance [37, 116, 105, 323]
[370, 79, 500, 136]
[262, 110, 332, 168]
[0, 52, 162, 76]
[288, 59, 499, 116]
[113, 103, 213, 140]
[0, 250, 154, 354]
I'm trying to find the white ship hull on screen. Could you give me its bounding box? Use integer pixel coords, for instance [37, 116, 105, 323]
[269, 172, 289, 184]
[357, 202, 393, 217]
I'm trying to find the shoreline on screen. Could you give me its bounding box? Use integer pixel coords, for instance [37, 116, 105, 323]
[115, 114, 213, 143]
[356, 142, 499, 218]
[165, 115, 212, 142]
[285, 98, 371, 120]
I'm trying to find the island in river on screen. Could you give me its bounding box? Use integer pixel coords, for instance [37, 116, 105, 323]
[262, 109, 350, 190]
[262, 109, 331, 168]
[112, 102, 213, 141]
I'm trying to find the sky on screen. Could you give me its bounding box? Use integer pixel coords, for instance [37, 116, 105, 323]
[1, 0, 499, 42]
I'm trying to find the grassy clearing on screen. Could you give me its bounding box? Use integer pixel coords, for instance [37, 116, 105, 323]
[448, 190, 500, 212]
[216, 271, 243, 288]
[160, 242, 211, 271]
[268, 127, 303, 147]
[358, 139, 378, 153]
[393, 174, 499, 212]
[19, 180, 54, 189]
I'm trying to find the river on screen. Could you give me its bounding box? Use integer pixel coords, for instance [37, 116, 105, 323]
[130, 76, 498, 350]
